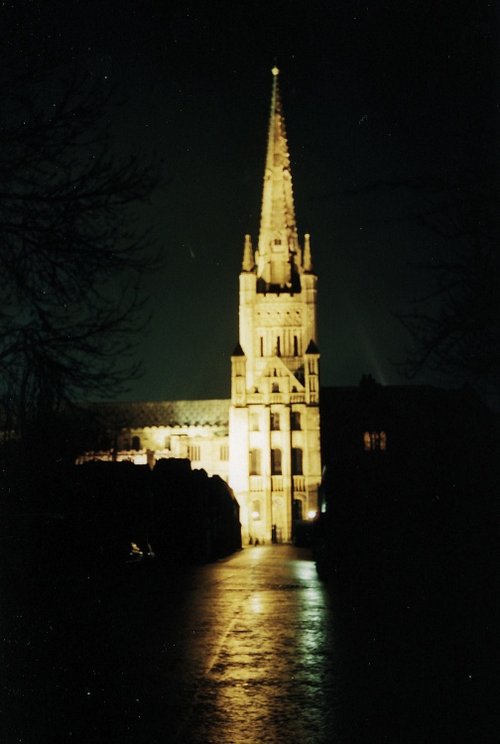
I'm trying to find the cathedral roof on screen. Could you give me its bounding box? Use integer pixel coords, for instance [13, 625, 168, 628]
[92, 399, 230, 429]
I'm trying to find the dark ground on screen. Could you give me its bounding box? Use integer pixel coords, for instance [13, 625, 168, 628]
[1, 543, 497, 743]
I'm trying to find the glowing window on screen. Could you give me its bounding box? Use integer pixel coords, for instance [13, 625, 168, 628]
[251, 500, 261, 520]
[363, 431, 388, 451]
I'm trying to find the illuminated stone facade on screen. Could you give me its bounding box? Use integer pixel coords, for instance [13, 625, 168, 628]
[228, 68, 322, 543]
[81, 70, 321, 543]
[78, 400, 230, 480]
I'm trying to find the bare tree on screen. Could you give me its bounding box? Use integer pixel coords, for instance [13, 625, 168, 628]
[0, 58, 160, 441]
[396, 174, 499, 400]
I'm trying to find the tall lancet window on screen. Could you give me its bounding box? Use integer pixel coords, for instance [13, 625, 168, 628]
[292, 448, 303, 475]
[271, 448, 282, 475]
[250, 449, 262, 475]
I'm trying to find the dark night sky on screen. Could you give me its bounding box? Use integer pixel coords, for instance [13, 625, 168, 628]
[8, 1, 496, 401]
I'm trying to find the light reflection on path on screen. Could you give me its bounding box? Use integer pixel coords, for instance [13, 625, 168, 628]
[170, 545, 339, 744]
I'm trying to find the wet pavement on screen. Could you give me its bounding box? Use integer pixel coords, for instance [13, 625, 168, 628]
[170, 546, 338, 743]
[3, 543, 495, 743]
[4, 545, 338, 743]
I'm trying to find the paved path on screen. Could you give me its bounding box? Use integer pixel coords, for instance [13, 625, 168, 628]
[4, 543, 494, 743]
[165, 545, 337, 743]
[5, 545, 339, 743]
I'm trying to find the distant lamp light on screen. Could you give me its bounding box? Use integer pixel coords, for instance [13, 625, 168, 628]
[307, 510, 317, 520]
[271, 66, 279, 77]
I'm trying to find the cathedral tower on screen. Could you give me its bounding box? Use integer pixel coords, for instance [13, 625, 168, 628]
[229, 68, 322, 543]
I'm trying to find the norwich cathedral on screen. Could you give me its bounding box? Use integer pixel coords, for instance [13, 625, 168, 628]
[81, 68, 322, 544]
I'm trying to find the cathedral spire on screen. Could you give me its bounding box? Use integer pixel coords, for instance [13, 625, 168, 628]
[256, 67, 300, 288]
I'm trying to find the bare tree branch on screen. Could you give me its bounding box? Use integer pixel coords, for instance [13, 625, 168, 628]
[0, 39, 162, 441]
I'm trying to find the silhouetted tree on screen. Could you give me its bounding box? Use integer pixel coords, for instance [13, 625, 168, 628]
[0, 16, 160, 446]
[396, 173, 499, 400]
